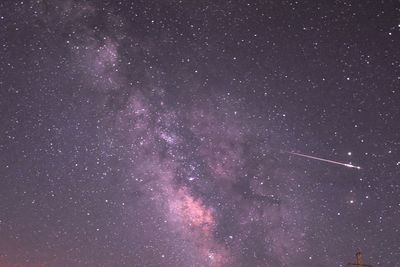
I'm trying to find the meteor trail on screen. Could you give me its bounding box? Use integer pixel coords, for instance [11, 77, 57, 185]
[287, 151, 362, 170]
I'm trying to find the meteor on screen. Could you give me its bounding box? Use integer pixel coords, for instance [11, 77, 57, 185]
[287, 151, 361, 170]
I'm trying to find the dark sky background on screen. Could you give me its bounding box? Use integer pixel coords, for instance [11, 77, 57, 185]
[0, 1, 399, 266]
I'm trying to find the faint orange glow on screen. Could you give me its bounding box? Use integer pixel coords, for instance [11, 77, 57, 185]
[167, 188, 232, 266]
[169, 188, 214, 235]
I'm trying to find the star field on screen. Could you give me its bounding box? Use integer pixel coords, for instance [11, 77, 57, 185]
[0, 1, 399, 266]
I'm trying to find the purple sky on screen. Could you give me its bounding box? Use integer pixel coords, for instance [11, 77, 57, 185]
[0, 1, 399, 266]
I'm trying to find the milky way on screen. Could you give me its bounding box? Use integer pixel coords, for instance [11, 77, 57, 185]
[0, 1, 399, 267]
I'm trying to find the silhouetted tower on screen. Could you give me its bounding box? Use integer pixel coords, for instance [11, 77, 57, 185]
[347, 250, 372, 267]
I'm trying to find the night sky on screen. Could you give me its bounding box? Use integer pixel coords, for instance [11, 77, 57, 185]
[0, 1, 399, 267]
